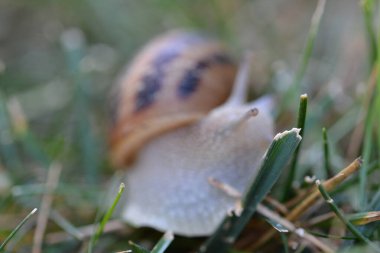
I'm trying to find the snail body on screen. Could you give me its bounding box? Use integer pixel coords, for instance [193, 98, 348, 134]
[110, 31, 274, 236]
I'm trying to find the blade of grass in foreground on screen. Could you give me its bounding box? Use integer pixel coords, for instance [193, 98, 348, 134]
[151, 231, 174, 253]
[265, 218, 289, 253]
[88, 182, 125, 253]
[128, 240, 150, 253]
[0, 208, 38, 252]
[127, 231, 174, 253]
[199, 128, 302, 253]
[360, 57, 380, 211]
[282, 94, 308, 200]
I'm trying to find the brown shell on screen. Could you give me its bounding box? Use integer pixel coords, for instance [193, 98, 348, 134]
[109, 30, 237, 167]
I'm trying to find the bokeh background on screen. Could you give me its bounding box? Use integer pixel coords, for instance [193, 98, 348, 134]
[0, 0, 376, 252]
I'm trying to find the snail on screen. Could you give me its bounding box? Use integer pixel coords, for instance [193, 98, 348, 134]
[109, 30, 274, 236]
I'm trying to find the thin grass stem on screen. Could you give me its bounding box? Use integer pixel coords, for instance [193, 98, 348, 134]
[87, 182, 125, 253]
[280, 233, 289, 253]
[151, 231, 174, 253]
[283, 0, 325, 107]
[0, 208, 38, 252]
[361, 0, 377, 66]
[360, 52, 380, 211]
[322, 127, 332, 178]
[316, 180, 380, 252]
[128, 240, 149, 253]
[292, 0, 325, 92]
[283, 94, 308, 200]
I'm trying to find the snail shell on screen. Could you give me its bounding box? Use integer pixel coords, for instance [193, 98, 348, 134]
[109, 31, 274, 236]
[110, 30, 237, 167]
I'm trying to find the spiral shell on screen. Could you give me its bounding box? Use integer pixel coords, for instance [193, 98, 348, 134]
[110, 30, 237, 167]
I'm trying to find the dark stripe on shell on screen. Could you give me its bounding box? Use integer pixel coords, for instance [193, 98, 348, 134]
[134, 33, 230, 111]
[135, 73, 162, 111]
[177, 53, 233, 98]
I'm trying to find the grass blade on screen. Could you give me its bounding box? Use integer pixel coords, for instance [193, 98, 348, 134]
[128, 240, 149, 253]
[283, 0, 326, 107]
[151, 231, 174, 253]
[360, 61, 380, 211]
[0, 208, 38, 252]
[292, 0, 325, 91]
[322, 127, 332, 178]
[199, 128, 302, 253]
[265, 218, 289, 233]
[348, 211, 380, 226]
[88, 182, 125, 253]
[265, 218, 289, 253]
[280, 233, 289, 253]
[361, 0, 377, 66]
[283, 94, 308, 200]
[127, 231, 173, 253]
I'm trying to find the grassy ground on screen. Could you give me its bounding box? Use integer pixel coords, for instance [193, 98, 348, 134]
[1, 0, 380, 252]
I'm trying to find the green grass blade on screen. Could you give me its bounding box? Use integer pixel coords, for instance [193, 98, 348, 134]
[322, 127, 332, 178]
[283, 0, 325, 107]
[0, 208, 37, 252]
[88, 182, 125, 253]
[128, 240, 150, 253]
[151, 231, 174, 253]
[199, 128, 302, 253]
[348, 211, 380, 226]
[127, 231, 173, 253]
[292, 0, 325, 92]
[280, 233, 289, 253]
[265, 218, 289, 233]
[360, 66, 380, 211]
[361, 0, 377, 66]
[283, 94, 308, 200]
[265, 218, 289, 253]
